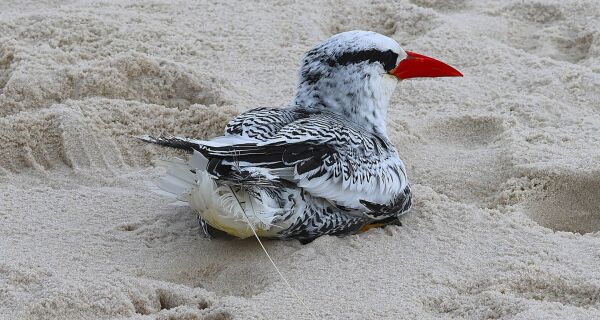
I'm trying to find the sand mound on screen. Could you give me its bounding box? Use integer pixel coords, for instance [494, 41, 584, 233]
[1, 0, 599, 319]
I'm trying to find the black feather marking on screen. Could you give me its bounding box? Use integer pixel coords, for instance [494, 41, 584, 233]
[359, 185, 412, 218]
[139, 135, 200, 152]
[332, 49, 398, 71]
[281, 145, 313, 165]
[296, 158, 321, 175]
[207, 158, 230, 177]
[302, 72, 323, 86]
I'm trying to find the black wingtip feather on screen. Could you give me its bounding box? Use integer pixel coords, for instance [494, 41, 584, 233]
[138, 135, 200, 153]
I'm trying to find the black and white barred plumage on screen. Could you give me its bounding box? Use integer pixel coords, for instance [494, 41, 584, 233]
[142, 31, 416, 241]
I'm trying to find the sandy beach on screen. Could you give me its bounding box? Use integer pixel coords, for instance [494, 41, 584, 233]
[1, 0, 599, 319]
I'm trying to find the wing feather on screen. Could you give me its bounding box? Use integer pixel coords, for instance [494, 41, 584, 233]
[199, 112, 409, 214]
[144, 107, 411, 217]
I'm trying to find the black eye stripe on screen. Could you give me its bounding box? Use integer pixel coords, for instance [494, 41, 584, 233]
[331, 49, 398, 71]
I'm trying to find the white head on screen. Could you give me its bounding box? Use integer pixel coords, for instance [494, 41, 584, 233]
[293, 30, 461, 135]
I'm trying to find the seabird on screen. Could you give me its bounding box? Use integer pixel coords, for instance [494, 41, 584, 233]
[141, 30, 462, 242]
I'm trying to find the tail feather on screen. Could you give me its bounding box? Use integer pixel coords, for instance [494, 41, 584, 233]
[146, 151, 278, 238]
[144, 180, 186, 202]
[190, 150, 209, 171]
[162, 159, 196, 183]
[139, 134, 257, 152]
[139, 134, 201, 152]
[152, 158, 195, 201]
[151, 151, 211, 199]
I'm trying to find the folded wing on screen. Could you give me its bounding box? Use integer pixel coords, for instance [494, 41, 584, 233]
[200, 112, 411, 217]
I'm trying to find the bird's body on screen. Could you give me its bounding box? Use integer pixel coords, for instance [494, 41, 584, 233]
[142, 31, 461, 242]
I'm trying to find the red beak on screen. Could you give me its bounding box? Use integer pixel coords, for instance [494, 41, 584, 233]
[390, 51, 463, 80]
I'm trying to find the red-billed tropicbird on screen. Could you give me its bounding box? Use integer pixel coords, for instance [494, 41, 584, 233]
[141, 30, 462, 242]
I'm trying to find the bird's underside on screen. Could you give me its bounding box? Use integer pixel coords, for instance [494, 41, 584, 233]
[142, 106, 412, 242]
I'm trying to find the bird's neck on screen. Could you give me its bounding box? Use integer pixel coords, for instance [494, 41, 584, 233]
[293, 71, 397, 135]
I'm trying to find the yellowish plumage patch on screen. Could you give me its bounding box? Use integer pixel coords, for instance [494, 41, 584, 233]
[359, 223, 387, 233]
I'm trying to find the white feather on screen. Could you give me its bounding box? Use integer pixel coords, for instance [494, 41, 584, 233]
[190, 150, 209, 170]
[146, 153, 287, 238]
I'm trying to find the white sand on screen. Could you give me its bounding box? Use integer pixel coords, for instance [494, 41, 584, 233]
[1, 0, 599, 319]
